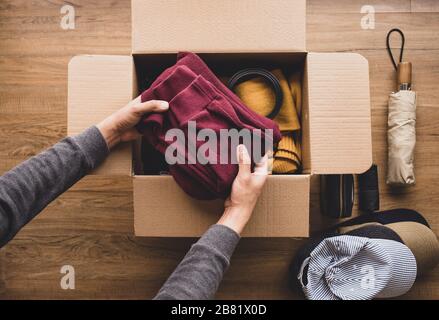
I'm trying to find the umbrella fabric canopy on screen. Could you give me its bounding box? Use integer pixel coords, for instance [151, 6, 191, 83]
[387, 90, 416, 185]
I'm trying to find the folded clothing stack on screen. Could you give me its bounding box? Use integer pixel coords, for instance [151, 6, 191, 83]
[234, 69, 302, 173]
[137, 52, 281, 200]
[289, 209, 439, 300]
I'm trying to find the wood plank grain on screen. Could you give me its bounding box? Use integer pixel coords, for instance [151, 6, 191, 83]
[411, 0, 439, 12]
[308, 0, 411, 13]
[307, 13, 439, 51]
[0, 0, 438, 300]
[0, 0, 131, 57]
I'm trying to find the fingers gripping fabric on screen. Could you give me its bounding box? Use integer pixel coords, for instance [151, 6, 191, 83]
[137, 52, 281, 200]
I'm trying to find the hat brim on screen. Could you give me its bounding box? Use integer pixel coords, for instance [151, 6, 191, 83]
[386, 222, 439, 275]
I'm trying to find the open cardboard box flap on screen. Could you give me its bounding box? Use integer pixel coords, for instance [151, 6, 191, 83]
[67, 0, 372, 237]
[304, 53, 372, 174]
[131, 0, 306, 54]
[68, 55, 135, 175]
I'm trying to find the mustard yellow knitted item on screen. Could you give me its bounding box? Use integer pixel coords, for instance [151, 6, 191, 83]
[289, 71, 302, 118]
[272, 134, 301, 173]
[233, 69, 302, 174]
[272, 71, 302, 173]
[234, 69, 300, 132]
[287, 72, 303, 165]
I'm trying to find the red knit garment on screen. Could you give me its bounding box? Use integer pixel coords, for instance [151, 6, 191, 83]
[137, 52, 281, 200]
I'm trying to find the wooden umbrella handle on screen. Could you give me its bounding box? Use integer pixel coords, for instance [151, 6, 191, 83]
[397, 61, 412, 90]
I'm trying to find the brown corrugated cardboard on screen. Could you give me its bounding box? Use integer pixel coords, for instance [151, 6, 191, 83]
[306, 53, 372, 174]
[131, 0, 306, 54]
[68, 55, 135, 175]
[66, 0, 373, 237]
[134, 175, 310, 237]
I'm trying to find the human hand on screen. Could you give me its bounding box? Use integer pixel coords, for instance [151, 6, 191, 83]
[96, 96, 169, 149]
[217, 145, 271, 235]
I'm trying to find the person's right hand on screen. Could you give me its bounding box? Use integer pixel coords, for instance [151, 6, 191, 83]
[96, 96, 169, 150]
[217, 145, 271, 235]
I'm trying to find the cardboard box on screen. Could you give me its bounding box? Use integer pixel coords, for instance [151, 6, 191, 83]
[67, 0, 372, 237]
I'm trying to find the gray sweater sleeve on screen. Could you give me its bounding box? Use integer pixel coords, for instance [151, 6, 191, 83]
[0, 126, 109, 247]
[0, 125, 241, 300]
[154, 224, 240, 300]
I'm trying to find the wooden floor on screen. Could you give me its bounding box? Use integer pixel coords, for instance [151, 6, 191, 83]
[0, 0, 438, 299]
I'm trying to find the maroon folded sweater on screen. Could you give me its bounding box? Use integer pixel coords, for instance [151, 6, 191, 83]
[137, 52, 281, 200]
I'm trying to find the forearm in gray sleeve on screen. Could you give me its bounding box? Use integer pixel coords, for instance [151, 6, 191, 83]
[154, 224, 240, 300]
[0, 126, 109, 247]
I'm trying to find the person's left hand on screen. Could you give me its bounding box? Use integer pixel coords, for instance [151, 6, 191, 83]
[96, 96, 169, 149]
[217, 145, 271, 235]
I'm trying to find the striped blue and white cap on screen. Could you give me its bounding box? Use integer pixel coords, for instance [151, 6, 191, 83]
[298, 235, 417, 300]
